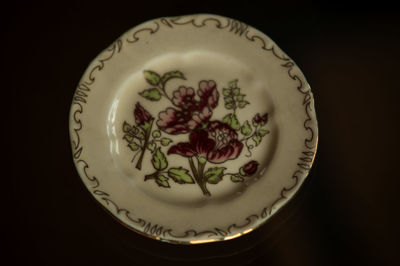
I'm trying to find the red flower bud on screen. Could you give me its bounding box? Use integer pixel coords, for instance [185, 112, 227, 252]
[241, 160, 259, 176]
[134, 103, 153, 125]
[252, 113, 268, 125]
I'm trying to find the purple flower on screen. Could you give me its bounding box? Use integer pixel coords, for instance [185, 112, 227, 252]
[168, 121, 243, 164]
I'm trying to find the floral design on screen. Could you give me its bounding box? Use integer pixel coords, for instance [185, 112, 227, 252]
[122, 70, 270, 196]
[168, 121, 243, 164]
[123, 103, 171, 170]
[157, 81, 218, 134]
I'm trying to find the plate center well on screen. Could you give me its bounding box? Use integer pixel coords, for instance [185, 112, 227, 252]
[106, 50, 277, 206]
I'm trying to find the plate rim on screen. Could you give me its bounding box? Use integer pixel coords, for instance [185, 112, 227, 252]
[69, 13, 318, 244]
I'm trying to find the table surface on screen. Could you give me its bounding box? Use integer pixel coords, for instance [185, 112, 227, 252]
[6, 2, 399, 265]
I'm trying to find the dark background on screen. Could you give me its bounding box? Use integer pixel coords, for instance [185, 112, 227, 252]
[6, 1, 399, 265]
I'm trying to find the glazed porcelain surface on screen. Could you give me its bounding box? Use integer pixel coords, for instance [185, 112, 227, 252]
[69, 14, 318, 244]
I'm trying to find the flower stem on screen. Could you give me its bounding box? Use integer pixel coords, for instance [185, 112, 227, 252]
[135, 122, 153, 170]
[158, 84, 177, 106]
[238, 124, 259, 157]
[136, 146, 146, 170]
[188, 157, 210, 196]
[131, 150, 140, 163]
[239, 125, 259, 142]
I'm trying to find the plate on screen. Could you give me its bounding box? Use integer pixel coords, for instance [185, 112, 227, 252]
[69, 14, 318, 244]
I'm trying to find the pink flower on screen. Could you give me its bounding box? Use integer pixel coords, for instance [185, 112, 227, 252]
[168, 121, 243, 164]
[157, 80, 219, 134]
[198, 80, 219, 109]
[172, 86, 196, 109]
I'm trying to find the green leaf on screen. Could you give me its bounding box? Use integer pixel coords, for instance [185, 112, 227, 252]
[252, 120, 259, 127]
[240, 120, 252, 135]
[230, 114, 240, 131]
[238, 101, 249, 108]
[143, 70, 160, 85]
[155, 175, 170, 188]
[123, 121, 132, 133]
[122, 121, 138, 135]
[222, 88, 231, 96]
[231, 174, 244, 183]
[252, 135, 262, 146]
[232, 87, 240, 96]
[258, 129, 270, 137]
[224, 96, 234, 103]
[139, 120, 153, 132]
[239, 167, 246, 176]
[145, 172, 170, 188]
[160, 138, 172, 146]
[152, 130, 161, 138]
[128, 142, 140, 151]
[152, 147, 168, 170]
[168, 167, 194, 184]
[147, 142, 155, 152]
[160, 71, 186, 85]
[123, 134, 134, 143]
[236, 94, 245, 101]
[139, 88, 162, 101]
[205, 167, 226, 184]
[129, 126, 139, 135]
[225, 103, 234, 110]
[229, 79, 238, 88]
[136, 132, 145, 140]
[222, 113, 239, 130]
[222, 114, 232, 124]
[197, 156, 207, 164]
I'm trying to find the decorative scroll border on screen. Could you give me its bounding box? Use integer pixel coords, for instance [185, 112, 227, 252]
[69, 14, 318, 244]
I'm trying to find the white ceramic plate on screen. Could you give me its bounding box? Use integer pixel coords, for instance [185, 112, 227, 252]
[69, 14, 318, 244]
